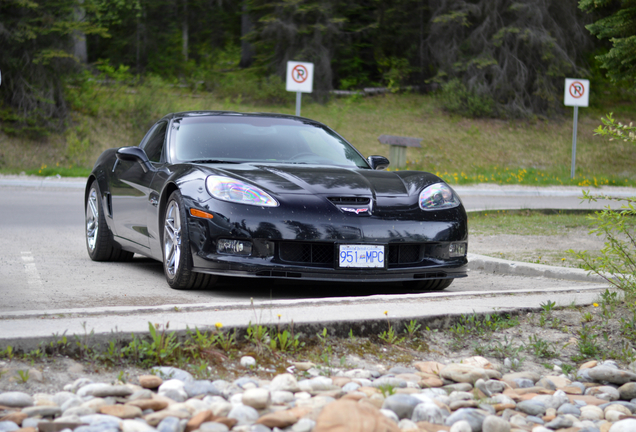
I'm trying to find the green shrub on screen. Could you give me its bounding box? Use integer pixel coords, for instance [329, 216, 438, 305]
[569, 192, 636, 299]
[438, 78, 495, 118]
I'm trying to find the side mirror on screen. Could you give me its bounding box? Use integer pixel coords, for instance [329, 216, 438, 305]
[116, 146, 154, 173]
[367, 155, 390, 170]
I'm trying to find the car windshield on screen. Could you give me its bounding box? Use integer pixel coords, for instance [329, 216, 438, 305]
[171, 116, 369, 168]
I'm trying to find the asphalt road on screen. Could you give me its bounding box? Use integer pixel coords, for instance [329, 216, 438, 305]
[0, 178, 629, 313]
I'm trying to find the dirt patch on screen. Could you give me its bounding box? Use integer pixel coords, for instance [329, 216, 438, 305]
[470, 231, 604, 267]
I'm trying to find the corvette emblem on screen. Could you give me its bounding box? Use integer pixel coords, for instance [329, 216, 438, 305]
[341, 207, 369, 215]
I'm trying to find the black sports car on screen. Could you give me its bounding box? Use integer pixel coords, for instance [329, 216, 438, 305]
[84, 111, 468, 291]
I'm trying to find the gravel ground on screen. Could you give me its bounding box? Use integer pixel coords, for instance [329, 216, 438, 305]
[470, 230, 604, 268]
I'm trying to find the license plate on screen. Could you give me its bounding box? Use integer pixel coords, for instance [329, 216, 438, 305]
[338, 244, 385, 268]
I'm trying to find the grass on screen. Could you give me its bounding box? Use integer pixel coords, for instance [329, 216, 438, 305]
[1, 79, 636, 187]
[468, 209, 611, 268]
[468, 210, 596, 236]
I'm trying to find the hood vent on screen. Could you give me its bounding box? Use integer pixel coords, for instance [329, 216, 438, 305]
[328, 197, 371, 205]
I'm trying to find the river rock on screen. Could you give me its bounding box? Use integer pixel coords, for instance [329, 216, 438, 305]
[0, 392, 34, 408]
[255, 410, 299, 429]
[184, 381, 220, 398]
[99, 405, 142, 419]
[313, 399, 399, 432]
[21, 406, 62, 418]
[0, 422, 19, 432]
[441, 364, 488, 384]
[157, 416, 181, 432]
[242, 388, 270, 410]
[381, 394, 422, 419]
[558, 403, 581, 416]
[449, 419, 471, 432]
[587, 366, 636, 385]
[587, 386, 621, 401]
[139, 375, 163, 389]
[198, 423, 229, 432]
[151, 367, 193, 383]
[379, 408, 399, 424]
[411, 402, 447, 424]
[291, 418, 315, 432]
[580, 405, 605, 421]
[482, 414, 510, 432]
[227, 405, 259, 426]
[126, 399, 169, 412]
[445, 408, 486, 431]
[268, 374, 300, 393]
[619, 382, 636, 400]
[120, 419, 157, 432]
[515, 400, 547, 416]
[609, 418, 636, 431]
[144, 410, 191, 426]
[184, 410, 213, 432]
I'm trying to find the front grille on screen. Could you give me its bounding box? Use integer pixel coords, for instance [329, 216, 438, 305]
[388, 244, 422, 266]
[328, 197, 371, 205]
[278, 242, 424, 268]
[279, 242, 334, 266]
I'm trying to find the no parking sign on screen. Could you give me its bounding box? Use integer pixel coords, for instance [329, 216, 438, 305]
[286, 61, 314, 116]
[564, 78, 589, 107]
[286, 61, 314, 93]
[564, 78, 590, 179]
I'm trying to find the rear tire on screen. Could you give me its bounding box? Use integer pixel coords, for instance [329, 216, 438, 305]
[403, 278, 453, 292]
[85, 180, 134, 262]
[163, 191, 217, 290]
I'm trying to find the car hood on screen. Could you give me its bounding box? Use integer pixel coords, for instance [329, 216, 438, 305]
[211, 164, 441, 197]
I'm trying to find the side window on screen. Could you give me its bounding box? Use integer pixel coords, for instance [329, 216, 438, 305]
[142, 122, 167, 163]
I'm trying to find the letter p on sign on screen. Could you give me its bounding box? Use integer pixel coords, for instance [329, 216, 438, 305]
[564, 78, 589, 107]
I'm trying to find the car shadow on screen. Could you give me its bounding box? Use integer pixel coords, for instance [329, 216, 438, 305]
[128, 256, 418, 300]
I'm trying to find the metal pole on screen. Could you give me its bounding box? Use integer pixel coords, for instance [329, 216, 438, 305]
[571, 106, 578, 179]
[295, 92, 301, 116]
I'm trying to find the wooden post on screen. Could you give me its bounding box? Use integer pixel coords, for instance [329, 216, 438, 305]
[377, 135, 422, 169]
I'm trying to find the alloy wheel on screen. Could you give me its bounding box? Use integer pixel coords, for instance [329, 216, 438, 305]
[164, 200, 182, 277]
[86, 187, 99, 251]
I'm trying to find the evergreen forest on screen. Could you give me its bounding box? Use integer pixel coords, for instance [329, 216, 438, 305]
[1, 0, 636, 184]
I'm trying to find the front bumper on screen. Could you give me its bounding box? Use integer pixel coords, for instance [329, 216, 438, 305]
[185, 194, 468, 283]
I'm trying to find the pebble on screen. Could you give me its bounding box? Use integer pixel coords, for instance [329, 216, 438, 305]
[0, 392, 33, 408]
[151, 368, 193, 384]
[183, 381, 220, 398]
[241, 389, 270, 410]
[6, 357, 636, 432]
[238, 357, 255, 369]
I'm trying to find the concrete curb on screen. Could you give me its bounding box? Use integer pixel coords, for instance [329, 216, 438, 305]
[0, 284, 611, 351]
[467, 253, 605, 283]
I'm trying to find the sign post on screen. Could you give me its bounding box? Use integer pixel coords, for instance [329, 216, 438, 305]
[286, 61, 314, 116]
[564, 78, 590, 179]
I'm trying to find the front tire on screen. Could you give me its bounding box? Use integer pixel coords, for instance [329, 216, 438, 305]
[85, 180, 134, 262]
[163, 191, 217, 290]
[403, 278, 453, 292]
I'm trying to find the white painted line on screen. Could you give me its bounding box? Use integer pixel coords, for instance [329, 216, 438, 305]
[21, 251, 42, 286]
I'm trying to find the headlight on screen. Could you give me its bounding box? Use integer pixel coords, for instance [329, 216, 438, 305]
[206, 175, 278, 207]
[419, 183, 460, 210]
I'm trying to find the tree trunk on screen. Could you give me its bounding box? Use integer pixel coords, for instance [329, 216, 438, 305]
[73, 0, 87, 63]
[239, 0, 254, 68]
[182, 0, 188, 62]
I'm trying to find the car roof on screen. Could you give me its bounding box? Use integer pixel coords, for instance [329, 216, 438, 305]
[160, 111, 323, 126]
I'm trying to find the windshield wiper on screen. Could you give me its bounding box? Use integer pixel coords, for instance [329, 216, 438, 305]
[188, 159, 241, 164]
